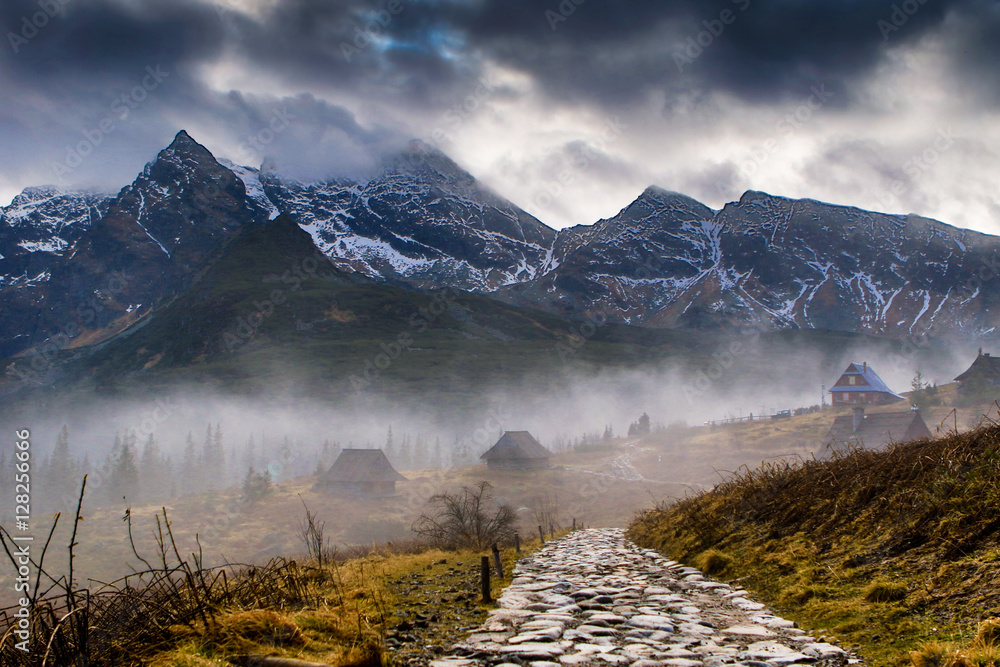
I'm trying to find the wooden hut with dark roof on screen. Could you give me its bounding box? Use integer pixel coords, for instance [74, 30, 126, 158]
[824, 406, 931, 452]
[480, 431, 552, 470]
[954, 349, 1000, 397]
[314, 449, 405, 497]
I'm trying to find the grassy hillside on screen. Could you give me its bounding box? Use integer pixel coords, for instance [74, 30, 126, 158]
[628, 420, 1000, 666]
[0, 216, 703, 404]
[0, 216, 973, 415]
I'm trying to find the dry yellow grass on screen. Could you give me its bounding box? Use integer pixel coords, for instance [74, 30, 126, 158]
[146, 542, 535, 667]
[629, 419, 1000, 666]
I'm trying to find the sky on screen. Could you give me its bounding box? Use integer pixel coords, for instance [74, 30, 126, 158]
[1, 0, 999, 232]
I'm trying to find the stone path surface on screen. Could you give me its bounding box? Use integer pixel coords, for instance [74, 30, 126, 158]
[434, 529, 862, 667]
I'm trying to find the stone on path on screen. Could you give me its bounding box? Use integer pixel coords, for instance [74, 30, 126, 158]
[440, 528, 862, 667]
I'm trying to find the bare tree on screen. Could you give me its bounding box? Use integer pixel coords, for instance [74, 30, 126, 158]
[296, 496, 329, 567]
[528, 491, 561, 532]
[412, 481, 517, 550]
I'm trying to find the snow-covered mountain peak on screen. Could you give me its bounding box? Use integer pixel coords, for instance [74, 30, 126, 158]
[630, 186, 715, 223]
[218, 159, 281, 221]
[0, 186, 112, 260]
[384, 141, 477, 186]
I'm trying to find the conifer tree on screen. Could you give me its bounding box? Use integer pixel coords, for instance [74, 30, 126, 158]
[47, 425, 74, 493]
[181, 431, 199, 495]
[107, 439, 139, 504]
[431, 437, 442, 469]
[140, 434, 165, 501]
[398, 434, 411, 470]
[385, 427, 395, 460]
[203, 424, 226, 490]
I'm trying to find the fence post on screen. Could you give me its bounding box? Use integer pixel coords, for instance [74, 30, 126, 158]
[481, 556, 491, 603]
[572, 518, 576, 531]
[514, 533, 521, 555]
[538, 525, 545, 544]
[492, 543, 504, 579]
[549, 523, 554, 539]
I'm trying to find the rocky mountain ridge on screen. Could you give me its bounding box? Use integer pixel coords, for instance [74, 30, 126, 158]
[2, 130, 998, 359]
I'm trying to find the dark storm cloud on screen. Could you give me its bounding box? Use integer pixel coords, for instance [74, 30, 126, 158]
[3, 0, 997, 124]
[406, 0, 967, 106]
[1, 0, 223, 84]
[2, 0, 999, 223]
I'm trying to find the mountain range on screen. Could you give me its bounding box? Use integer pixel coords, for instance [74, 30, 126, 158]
[1, 129, 996, 370]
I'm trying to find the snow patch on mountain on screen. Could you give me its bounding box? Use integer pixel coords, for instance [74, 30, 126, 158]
[219, 159, 281, 220]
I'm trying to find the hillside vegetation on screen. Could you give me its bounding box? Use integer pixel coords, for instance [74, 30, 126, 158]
[628, 418, 1000, 666]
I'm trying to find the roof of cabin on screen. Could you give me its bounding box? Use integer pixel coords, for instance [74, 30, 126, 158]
[828, 362, 903, 399]
[955, 352, 1000, 382]
[825, 410, 931, 448]
[480, 431, 552, 460]
[320, 449, 406, 483]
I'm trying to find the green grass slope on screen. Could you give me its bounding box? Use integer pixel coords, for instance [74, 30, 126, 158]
[0, 215, 971, 413]
[1, 217, 702, 404]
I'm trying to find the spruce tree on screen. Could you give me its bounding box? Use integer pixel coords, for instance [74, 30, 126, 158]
[140, 434, 164, 501]
[431, 437, 442, 469]
[181, 431, 198, 495]
[385, 427, 395, 461]
[398, 434, 411, 470]
[47, 425, 74, 493]
[108, 440, 139, 505]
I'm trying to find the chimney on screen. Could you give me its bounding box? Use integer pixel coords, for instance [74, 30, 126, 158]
[863, 361, 867, 373]
[852, 407, 865, 433]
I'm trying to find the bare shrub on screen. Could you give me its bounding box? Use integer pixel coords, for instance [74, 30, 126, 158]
[296, 497, 331, 567]
[411, 481, 517, 550]
[527, 491, 561, 532]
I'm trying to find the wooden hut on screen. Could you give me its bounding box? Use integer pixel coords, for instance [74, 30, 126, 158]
[824, 406, 931, 452]
[480, 431, 552, 470]
[314, 449, 405, 497]
[828, 362, 903, 406]
[954, 349, 1000, 398]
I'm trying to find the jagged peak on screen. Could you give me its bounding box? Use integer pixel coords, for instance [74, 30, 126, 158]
[640, 186, 710, 208]
[738, 189, 775, 205]
[383, 140, 476, 184]
[3, 186, 110, 224]
[138, 130, 228, 182]
[169, 129, 198, 148]
[621, 186, 714, 223]
[160, 130, 217, 161]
